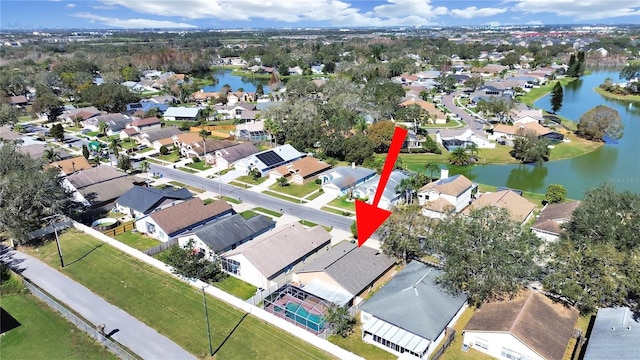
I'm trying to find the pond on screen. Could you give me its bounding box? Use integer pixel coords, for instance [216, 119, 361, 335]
[201, 69, 271, 94]
[451, 70, 640, 199]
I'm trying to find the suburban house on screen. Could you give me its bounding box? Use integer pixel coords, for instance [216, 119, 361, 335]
[531, 201, 580, 242]
[360, 261, 468, 359]
[58, 106, 101, 123]
[125, 101, 169, 116]
[583, 307, 640, 360]
[177, 214, 276, 259]
[162, 107, 201, 121]
[318, 165, 377, 197]
[234, 144, 304, 176]
[221, 223, 332, 289]
[294, 241, 396, 306]
[127, 117, 161, 132]
[172, 132, 236, 160]
[120, 127, 139, 140]
[212, 142, 260, 168]
[235, 120, 270, 142]
[463, 289, 579, 360]
[491, 122, 555, 141]
[82, 113, 131, 135]
[268, 157, 332, 185]
[115, 186, 192, 219]
[134, 198, 234, 241]
[465, 190, 536, 225]
[436, 128, 495, 149]
[64, 166, 141, 209]
[48, 156, 93, 176]
[417, 170, 476, 218]
[134, 126, 182, 149]
[352, 170, 409, 210]
[8, 95, 28, 107]
[399, 99, 447, 124]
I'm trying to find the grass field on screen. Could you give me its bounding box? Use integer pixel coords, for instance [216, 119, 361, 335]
[223, 196, 242, 204]
[518, 78, 578, 107]
[240, 210, 259, 219]
[328, 322, 395, 360]
[27, 231, 334, 360]
[262, 190, 306, 203]
[236, 175, 268, 185]
[254, 207, 283, 217]
[549, 132, 603, 160]
[305, 190, 325, 201]
[268, 181, 320, 198]
[327, 196, 356, 212]
[212, 276, 257, 301]
[185, 161, 212, 171]
[321, 206, 354, 217]
[156, 152, 181, 163]
[114, 230, 161, 251]
[0, 291, 116, 360]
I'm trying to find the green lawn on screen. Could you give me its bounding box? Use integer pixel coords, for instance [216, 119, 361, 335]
[327, 196, 356, 212]
[186, 161, 212, 171]
[86, 131, 101, 137]
[329, 322, 395, 360]
[229, 181, 252, 188]
[549, 132, 603, 160]
[114, 230, 161, 251]
[262, 190, 306, 203]
[156, 152, 181, 163]
[0, 292, 117, 360]
[179, 167, 198, 174]
[236, 175, 268, 185]
[594, 86, 640, 103]
[240, 210, 259, 219]
[305, 190, 325, 200]
[321, 206, 354, 217]
[254, 207, 283, 217]
[223, 196, 242, 204]
[212, 276, 257, 300]
[27, 231, 335, 360]
[438, 307, 494, 360]
[518, 78, 577, 106]
[203, 198, 215, 205]
[268, 181, 320, 198]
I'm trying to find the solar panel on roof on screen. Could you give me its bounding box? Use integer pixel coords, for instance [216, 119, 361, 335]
[255, 151, 284, 167]
[130, 103, 142, 109]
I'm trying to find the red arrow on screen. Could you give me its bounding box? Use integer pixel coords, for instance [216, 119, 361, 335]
[355, 126, 408, 247]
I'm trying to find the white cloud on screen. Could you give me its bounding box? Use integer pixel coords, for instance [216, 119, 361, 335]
[527, 20, 544, 25]
[510, 0, 640, 20]
[66, 3, 76, 8]
[451, 6, 508, 19]
[72, 13, 197, 28]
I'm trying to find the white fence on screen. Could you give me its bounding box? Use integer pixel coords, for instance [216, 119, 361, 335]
[73, 222, 364, 360]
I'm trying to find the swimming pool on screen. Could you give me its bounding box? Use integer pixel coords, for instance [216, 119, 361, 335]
[284, 302, 325, 332]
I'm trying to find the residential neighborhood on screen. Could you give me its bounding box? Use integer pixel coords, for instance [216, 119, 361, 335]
[1, 16, 639, 360]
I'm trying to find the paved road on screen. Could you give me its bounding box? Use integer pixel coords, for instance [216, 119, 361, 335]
[442, 92, 486, 132]
[0, 247, 197, 360]
[148, 163, 358, 234]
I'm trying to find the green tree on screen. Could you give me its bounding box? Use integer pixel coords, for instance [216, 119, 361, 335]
[619, 63, 640, 81]
[165, 240, 227, 282]
[117, 154, 132, 172]
[98, 121, 109, 137]
[325, 305, 356, 338]
[77, 83, 140, 113]
[577, 105, 624, 142]
[49, 123, 65, 142]
[139, 160, 150, 183]
[122, 66, 141, 82]
[199, 129, 209, 158]
[343, 134, 374, 165]
[510, 129, 550, 164]
[0, 143, 70, 245]
[434, 206, 541, 306]
[380, 205, 432, 263]
[550, 82, 563, 114]
[424, 161, 440, 182]
[31, 84, 63, 122]
[0, 103, 19, 126]
[255, 83, 264, 97]
[367, 120, 397, 153]
[448, 147, 471, 166]
[545, 184, 567, 204]
[277, 176, 289, 187]
[159, 145, 169, 155]
[82, 144, 90, 160]
[350, 220, 357, 239]
[543, 184, 640, 313]
[323, 61, 336, 74]
[249, 168, 261, 180]
[463, 75, 484, 91]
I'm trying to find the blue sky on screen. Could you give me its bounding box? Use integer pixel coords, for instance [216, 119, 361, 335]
[2, 0, 639, 30]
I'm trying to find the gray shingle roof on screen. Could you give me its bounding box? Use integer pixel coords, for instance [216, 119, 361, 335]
[320, 166, 376, 191]
[360, 261, 467, 341]
[138, 127, 182, 143]
[584, 307, 640, 360]
[186, 214, 275, 253]
[298, 241, 396, 296]
[116, 186, 192, 214]
[66, 166, 127, 189]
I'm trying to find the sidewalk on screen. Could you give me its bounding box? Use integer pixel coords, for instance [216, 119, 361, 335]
[0, 248, 197, 360]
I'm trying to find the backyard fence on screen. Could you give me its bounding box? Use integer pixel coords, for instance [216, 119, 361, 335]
[142, 238, 178, 256]
[430, 328, 456, 360]
[101, 222, 134, 237]
[17, 273, 139, 360]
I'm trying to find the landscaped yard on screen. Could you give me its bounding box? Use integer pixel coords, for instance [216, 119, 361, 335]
[254, 207, 282, 217]
[27, 230, 335, 360]
[438, 307, 494, 360]
[262, 190, 306, 203]
[548, 132, 603, 160]
[0, 291, 116, 359]
[305, 190, 325, 200]
[328, 322, 395, 360]
[223, 196, 242, 204]
[114, 230, 161, 251]
[321, 206, 354, 217]
[327, 196, 356, 212]
[240, 210, 259, 219]
[518, 78, 577, 106]
[212, 276, 257, 300]
[236, 175, 268, 185]
[185, 161, 212, 171]
[156, 152, 181, 163]
[268, 181, 320, 198]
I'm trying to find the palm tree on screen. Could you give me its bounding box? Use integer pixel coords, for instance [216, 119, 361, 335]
[263, 118, 280, 147]
[466, 143, 479, 161]
[448, 147, 471, 166]
[98, 121, 109, 137]
[424, 161, 440, 182]
[73, 115, 82, 129]
[139, 160, 151, 184]
[42, 148, 60, 163]
[108, 138, 121, 167]
[395, 177, 415, 204]
[199, 129, 209, 161]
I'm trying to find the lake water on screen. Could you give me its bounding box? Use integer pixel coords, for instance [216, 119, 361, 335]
[201, 70, 271, 94]
[451, 70, 640, 199]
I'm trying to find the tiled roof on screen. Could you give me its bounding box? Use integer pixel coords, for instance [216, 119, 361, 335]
[465, 290, 579, 360]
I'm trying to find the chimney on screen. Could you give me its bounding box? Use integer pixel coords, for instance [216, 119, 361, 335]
[440, 168, 449, 180]
[352, 162, 356, 169]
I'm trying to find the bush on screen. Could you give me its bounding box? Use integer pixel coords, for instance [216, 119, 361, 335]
[179, 121, 191, 131]
[159, 145, 169, 155]
[315, 178, 322, 185]
[192, 156, 201, 163]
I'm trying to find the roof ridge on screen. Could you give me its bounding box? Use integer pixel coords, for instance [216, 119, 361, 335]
[510, 291, 535, 332]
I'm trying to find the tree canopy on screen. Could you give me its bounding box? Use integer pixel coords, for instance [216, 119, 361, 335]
[164, 240, 227, 283]
[510, 129, 550, 164]
[380, 205, 433, 263]
[576, 105, 624, 142]
[550, 82, 563, 114]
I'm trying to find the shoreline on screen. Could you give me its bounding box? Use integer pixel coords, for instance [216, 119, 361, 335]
[593, 87, 640, 104]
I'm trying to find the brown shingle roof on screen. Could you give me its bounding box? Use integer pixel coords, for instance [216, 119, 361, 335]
[173, 132, 202, 144]
[531, 201, 580, 235]
[49, 156, 92, 175]
[466, 190, 536, 224]
[149, 198, 232, 236]
[465, 290, 579, 360]
[269, 157, 331, 178]
[130, 117, 160, 127]
[418, 174, 474, 197]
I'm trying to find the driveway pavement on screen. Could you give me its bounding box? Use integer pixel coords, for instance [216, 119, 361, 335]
[0, 247, 197, 360]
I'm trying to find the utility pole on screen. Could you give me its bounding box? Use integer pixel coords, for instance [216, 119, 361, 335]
[43, 215, 65, 268]
[202, 286, 213, 356]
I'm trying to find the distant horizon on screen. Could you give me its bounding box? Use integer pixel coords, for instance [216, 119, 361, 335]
[2, 0, 639, 31]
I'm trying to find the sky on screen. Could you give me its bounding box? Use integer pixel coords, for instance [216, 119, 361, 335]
[1, 0, 639, 30]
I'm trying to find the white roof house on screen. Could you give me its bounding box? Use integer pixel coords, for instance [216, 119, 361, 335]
[162, 107, 201, 121]
[234, 144, 304, 176]
[352, 170, 409, 210]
